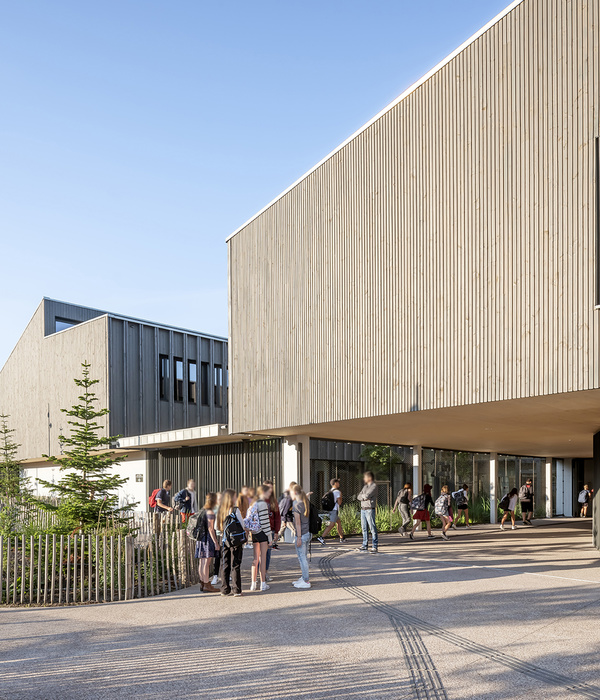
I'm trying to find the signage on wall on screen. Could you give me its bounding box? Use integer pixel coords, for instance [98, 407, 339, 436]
[135, 474, 144, 482]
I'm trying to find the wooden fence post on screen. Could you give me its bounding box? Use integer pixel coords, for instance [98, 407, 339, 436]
[124, 536, 133, 601]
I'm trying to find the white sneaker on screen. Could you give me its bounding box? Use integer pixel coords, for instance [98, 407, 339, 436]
[266, 575, 273, 582]
[291, 577, 304, 585]
[249, 582, 257, 592]
[452, 523, 457, 530]
[210, 575, 218, 585]
[294, 580, 311, 589]
[512, 525, 516, 530]
[261, 582, 270, 591]
[500, 524, 505, 530]
[441, 532, 449, 540]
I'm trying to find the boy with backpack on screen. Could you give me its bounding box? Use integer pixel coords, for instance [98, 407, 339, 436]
[519, 479, 534, 525]
[317, 478, 346, 544]
[173, 479, 198, 522]
[579, 485, 591, 517]
[451, 484, 471, 528]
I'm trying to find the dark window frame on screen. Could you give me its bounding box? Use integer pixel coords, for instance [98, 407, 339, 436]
[214, 364, 223, 407]
[159, 354, 170, 401]
[201, 362, 210, 406]
[188, 360, 197, 404]
[174, 357, 184, 402]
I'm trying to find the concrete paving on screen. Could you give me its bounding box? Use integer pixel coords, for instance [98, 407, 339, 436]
[1, 518, 599, 700]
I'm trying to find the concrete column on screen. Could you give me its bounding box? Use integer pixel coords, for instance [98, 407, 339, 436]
[282, 435, 311, 491]
[489, 453, 498, 524]
[545, 459, 553, 518]
[412, 446, 422, 492]
[593, 432, 600, 551]
[555, 459, 564, 516]
[563, 458, 573, 517]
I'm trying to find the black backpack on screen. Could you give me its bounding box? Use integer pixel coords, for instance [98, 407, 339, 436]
[308, 502, 322, 536]
[499, 494, 510, 510]
[223, 509, 247, 548]
[321, 490, 335, 511]
[186, 508, 207, 542]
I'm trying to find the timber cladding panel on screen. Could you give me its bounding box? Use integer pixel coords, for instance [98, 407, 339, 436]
[228, 0, 600, 434]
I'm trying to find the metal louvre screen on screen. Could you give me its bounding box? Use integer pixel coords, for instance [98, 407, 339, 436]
[147, 439, 282, 503]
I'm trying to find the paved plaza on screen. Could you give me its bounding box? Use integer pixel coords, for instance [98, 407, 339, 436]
[1, 519, 599, 700]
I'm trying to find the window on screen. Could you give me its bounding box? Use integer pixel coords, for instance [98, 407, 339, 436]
[174, 357, 184, 402]
[159, 355, 169, 400]
[214, 364, 223, 407]
[188, 360, 197, 404]
[55, 318, 79, 333]
[201, 362, 209, 405]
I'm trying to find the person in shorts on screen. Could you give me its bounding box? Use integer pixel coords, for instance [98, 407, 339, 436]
[452, 484, 471, 528]
[579, 485, 591, 517]
[500, 488, 519, 530]
[317, 478, 346, 544]
[519, 479, 534, 524]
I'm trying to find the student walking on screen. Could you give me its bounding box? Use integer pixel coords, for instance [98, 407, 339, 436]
[579, 485, 591, 517]
[318, 478, 346, 544]
[217, 489, 246, 597]
[357, 471, 378, 552]
[410, 484, 434, 539]
[500, 488, 519, 530]
[246, 485, 272, 592]
[519, 479, 534, 524]
[392, 483, 413, 536]
[434, 485, 452, 540]
[291, 484, 312, 588]
[452, 484, 471, 527]
[195, 493, 220, 593]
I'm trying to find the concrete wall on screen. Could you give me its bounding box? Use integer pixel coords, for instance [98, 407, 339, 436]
[228, 0, 600, 435]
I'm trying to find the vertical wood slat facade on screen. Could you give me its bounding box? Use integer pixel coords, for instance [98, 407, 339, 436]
[228, 0, 600, 434]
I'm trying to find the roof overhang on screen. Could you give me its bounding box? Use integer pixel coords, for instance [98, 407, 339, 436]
[116, 424, 249, 451]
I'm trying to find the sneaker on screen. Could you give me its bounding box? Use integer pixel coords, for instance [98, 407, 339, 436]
[409, 532, 414, 540]
[466, 524, 471, 529]
[271, 543, 279, 549]
[358, 546, 368, 552]
[500, 524, 505, 531]
[339, 538, 347, 543]
[211, 575, 219, 586]
[441, 532, 449, 540]
[292, 577, 304, 585]
[451, 523, 457, 530]
[266, 575, 273, 582]
[317, 536, 326, 545]
[233, 593, 243, 597]
[244, 543, 253, 549]
[249, 582, 257, 592]
[512, 525, 516, 530]
[399, 527, 405, 537]
[294, 580, 311, 589]
[220, 591, 232, 596]
[261, 582, 270, 591]
[427, 534, 435, 538]
[370, 548, 379, 554]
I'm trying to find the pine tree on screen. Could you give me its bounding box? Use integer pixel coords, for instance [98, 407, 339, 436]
[37, 362, 134, 531]
[0, 414, 27, 498]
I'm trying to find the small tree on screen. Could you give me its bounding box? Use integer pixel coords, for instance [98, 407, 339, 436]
[0, 414, 28, 499]
[360, 444, 400, 480]
[37, 362, 134, 531]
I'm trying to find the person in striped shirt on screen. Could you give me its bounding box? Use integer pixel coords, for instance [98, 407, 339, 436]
[249, 485, 273, 592]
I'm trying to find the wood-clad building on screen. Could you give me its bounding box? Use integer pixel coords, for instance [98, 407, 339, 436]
[227, 0, 600, 537]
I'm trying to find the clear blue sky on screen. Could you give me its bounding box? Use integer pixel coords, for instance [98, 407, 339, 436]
[0, 0, 510, 367]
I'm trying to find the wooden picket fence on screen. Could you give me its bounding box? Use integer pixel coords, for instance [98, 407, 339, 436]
[0, 530, 199, 606]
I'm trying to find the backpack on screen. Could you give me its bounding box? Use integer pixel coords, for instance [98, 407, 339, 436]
[279, 495, 292, 521]
[578, 489, 588, 504]
[434, 495, 448, 515]
[398, 488, 410, 504]
[186, 509, 208, 542]
[223, 509, 247, 547]
[149, 488, 160, 509]
[308, 502, 322, 535]
[321, 490, 335, 511]
[173, 489, 188, 510]
[242, 502, 262, 534]
[519, 485, 529, 500]
[499, 494, 510, 510]
[454, 490, 468, 507]
[410, 493, 426, 511]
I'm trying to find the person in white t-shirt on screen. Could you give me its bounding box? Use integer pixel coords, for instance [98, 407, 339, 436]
[317, 478, 347, 544]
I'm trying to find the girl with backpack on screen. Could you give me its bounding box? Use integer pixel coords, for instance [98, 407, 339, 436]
[409, 484, 434, 540]
[263, 480, 281, 583]
[452, 484, 471, 528]
[291, 484, 312, 589]
[434, 485, 452, 540]
[500, 488, 519, 530]
[217, 489, 246, 596]
[195, 492, 220, 593]
[392, 482, 412, 536]
[246, 485, 273, 592]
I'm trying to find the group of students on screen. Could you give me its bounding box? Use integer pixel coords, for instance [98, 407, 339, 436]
[152, 478, 315, 595]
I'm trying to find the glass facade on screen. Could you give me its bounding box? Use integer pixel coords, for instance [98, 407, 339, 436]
[422, 448, 490, 499]
[497, 455, 546, 516]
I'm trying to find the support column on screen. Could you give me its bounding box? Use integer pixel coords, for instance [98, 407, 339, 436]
[489, 453, 497, 524]
[593, 433, 600, 551]
[412, 446, 422, 493]
[555, 459, 564, 516]
[563, 458, 573, 518]
[282, 435, 311, 492]
[545, 459, 553, 518]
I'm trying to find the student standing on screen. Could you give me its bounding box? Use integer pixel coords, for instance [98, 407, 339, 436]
[434, 485, 452, 540]
[452, 484, 471, 527]
[210, 491, 223, 587]
[153, 479, 174, 535]
[392, 483, 413, 536]
[195, 493, 220, 593]
[217, 489, 245, 597]
[500, 488, 519, 530]
[178, 479, 198, 523]
[357, 471, 378, 553]
[579, 485, 591, 517]
[248, 485, 272, 592]
[263, 480, 281, 582]
[278, 489, 293, 539]
[291, 484, 312, 589]
[410, 484, 435, 539]
[519, 479, 534, 524]
[318, 478, 347, 544]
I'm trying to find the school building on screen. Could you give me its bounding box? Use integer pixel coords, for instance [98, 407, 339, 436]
[226, 0, 600, 545]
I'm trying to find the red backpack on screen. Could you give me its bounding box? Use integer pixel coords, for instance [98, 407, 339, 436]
[149, 488, 160, 509]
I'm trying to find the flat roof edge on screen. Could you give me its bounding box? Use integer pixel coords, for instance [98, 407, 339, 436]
[226, 0, 526, 243]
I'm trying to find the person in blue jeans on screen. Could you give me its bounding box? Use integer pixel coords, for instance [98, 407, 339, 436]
[357, 471, 378, 553]
[291, 484, 312, 589]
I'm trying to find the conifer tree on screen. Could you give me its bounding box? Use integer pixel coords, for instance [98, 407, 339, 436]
[37, 362, 134, 530]
[0, 414, 27, 498]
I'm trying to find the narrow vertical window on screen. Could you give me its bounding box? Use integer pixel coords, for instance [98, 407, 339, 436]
[596, 137, 600, 305]
[188, 360, 197, 404]
[174, 357, 184, 402]
[214, 364, 223, 407]
[159, 355, 169, 400]
[201, 362, 210, 406]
